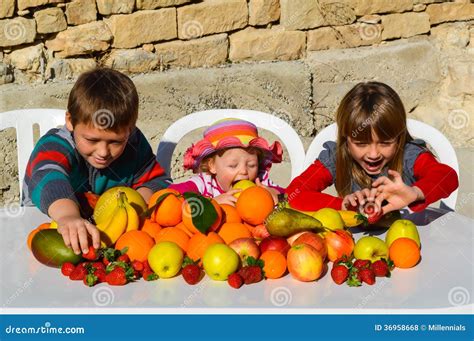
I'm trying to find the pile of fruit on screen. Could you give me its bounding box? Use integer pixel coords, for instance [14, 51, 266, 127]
[28, 182, 423, 288]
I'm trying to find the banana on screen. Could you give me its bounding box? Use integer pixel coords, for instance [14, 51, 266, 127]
[124, 196, 139, 232]
[338, 210, 363, 228]
[97, 193, 128, 246]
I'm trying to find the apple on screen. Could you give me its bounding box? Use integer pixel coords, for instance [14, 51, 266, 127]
[385, 219, 420, 248]
[229, 237, 260, 261]
[292, 232, 328, 261]
[259, 236, 291, 256]
[286, 232, 306, 245]
[203, 243, 240, 281]
[148, 241, 184, 279]
[353, 236, 389, 262]
[325, 229, 354, 262]
[286, 244, 324, 282]
[310, 208, 344, 231]
[232, 180, 256, 198]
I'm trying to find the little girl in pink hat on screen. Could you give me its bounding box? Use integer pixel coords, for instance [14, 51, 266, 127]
[169, 118, 285, 206]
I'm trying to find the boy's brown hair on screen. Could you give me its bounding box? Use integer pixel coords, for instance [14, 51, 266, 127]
[67, 68, 139, 130]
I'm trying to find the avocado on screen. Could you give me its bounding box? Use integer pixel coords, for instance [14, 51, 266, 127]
[31, 229, 82, 268]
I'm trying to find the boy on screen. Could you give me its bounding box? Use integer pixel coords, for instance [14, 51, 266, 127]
[22, 68, 171, 255]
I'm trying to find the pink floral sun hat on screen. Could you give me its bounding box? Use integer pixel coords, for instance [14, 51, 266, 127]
[183, 118, 283, 172]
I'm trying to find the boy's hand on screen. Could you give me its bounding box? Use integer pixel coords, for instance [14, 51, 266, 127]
[214, 189, 240, 206]
[372, 170, 424, 214]
[56, 216, 101, 255]
[341, 188, 380, 212]
[255, 178, 279, 205]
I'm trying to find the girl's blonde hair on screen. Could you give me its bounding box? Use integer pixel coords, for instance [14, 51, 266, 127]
[335, 81, 413, 196]
[198, 147, 263, 174]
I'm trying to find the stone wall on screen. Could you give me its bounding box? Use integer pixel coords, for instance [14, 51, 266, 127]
[0, 0, 473, 214]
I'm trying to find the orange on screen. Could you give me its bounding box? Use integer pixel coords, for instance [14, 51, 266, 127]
[175, 221, 194, 238]
[220, 204, 242, 223]
[187, 232, 224, 262]
[389, 238, 421, 269]
[27, 222, 51, 250]
[155, 227, 190, 252]
[217, 222, 252, 245]
[115, 230, 155, 262]
[236, 186, 274, 225]
[141, 219, 162, 240]
[182, 198, 223, 234]
[260, 250, 287, 279]
[148, 189, 184, 227]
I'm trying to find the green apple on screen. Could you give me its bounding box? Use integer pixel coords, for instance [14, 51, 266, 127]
[232, 180, 256, 198]
[148, 241, 184, 279]
[353, 236, 389, 262]
[309, 208, 344, 231]
[385, 219, 420, 248]
[203, 244, 240, 281]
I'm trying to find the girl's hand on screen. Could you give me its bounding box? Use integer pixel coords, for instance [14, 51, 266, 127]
[56, 216, 100, 255]
[214, 189, 241, 206]
[342, 188, 380, 211]
[372, 170, 425, 214]
[255, 178, 279, 205]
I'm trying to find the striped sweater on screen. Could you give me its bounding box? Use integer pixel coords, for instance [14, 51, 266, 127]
[22, 125, 171, 214]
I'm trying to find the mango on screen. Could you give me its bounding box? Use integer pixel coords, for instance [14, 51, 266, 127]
[31, 229, 82, 268]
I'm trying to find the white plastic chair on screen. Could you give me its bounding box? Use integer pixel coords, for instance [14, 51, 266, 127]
[304, 119, 459, 210]
[0, 109, 66, 200]
[156, 109, 306, 180]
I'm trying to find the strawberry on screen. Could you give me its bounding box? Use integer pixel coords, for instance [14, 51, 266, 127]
[353, 259, 371, 270]
[367, 211, 383, 225]
[106, 267, 127, 286]
[228, 273, 243, 289]
[331, 264, 349, 285]
[94, 269, 107, 283]
[132, 261, 144, 272]
[238, 266, 263, 284]
[61, 262, 75, 276]
[142, 260, 151, 271]
[182, 264, 201, 285]
[356, 203, 383, 226]
[372, 259, 393, 277]
[83, 273, 98, 287]
[69, 264, 88, 280]
[117, 254, 130, 263]
[92, 262, 106, 272]
[358, 268, 376, 285]
[82, 246, 98, 260]
[142, 270, 158, 281]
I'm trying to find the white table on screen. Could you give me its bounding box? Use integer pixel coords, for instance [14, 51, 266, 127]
[1, 207, 472, 313]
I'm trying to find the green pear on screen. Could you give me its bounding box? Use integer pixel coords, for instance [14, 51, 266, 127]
[385, 219, 420, 248]
[265, 208, 324, 237]
[353, 236, 389, 262]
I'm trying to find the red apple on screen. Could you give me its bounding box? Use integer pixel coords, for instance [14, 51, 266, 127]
[228, 238, 260, 261]
[259, 236, 291, 256]
[292, 232, 328, 261]
[325, 229, 355, 262]
[286, 244, 324, 282]
[286, 231, 306, 245]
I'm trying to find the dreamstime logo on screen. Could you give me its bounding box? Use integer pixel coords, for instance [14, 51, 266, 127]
[270, 286, 292, 307]
[358, 23, 381, 41]
[448, 286, 470, 306]
[182, 197, 204, 219]
[92, 287, 115, 306]
[92, 109, 115, 129]
[4, 201, 25, 218]
[3, 21, 26, 42]
[447, 109, 470, 130]
[181, 20, 204, 39]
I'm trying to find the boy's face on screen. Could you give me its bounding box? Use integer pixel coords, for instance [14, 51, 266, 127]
[208, 148, 259, 192]
[66, 113, 131, 169]
[347, 130, 398, 175]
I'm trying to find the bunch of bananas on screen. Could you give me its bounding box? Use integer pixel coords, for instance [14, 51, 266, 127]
[94, 191, 139, 246]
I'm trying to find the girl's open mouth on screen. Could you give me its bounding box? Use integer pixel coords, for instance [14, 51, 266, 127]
[363, 159, 384, 172]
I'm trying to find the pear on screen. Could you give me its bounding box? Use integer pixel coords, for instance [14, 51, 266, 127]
[264, 208, 325, 237]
